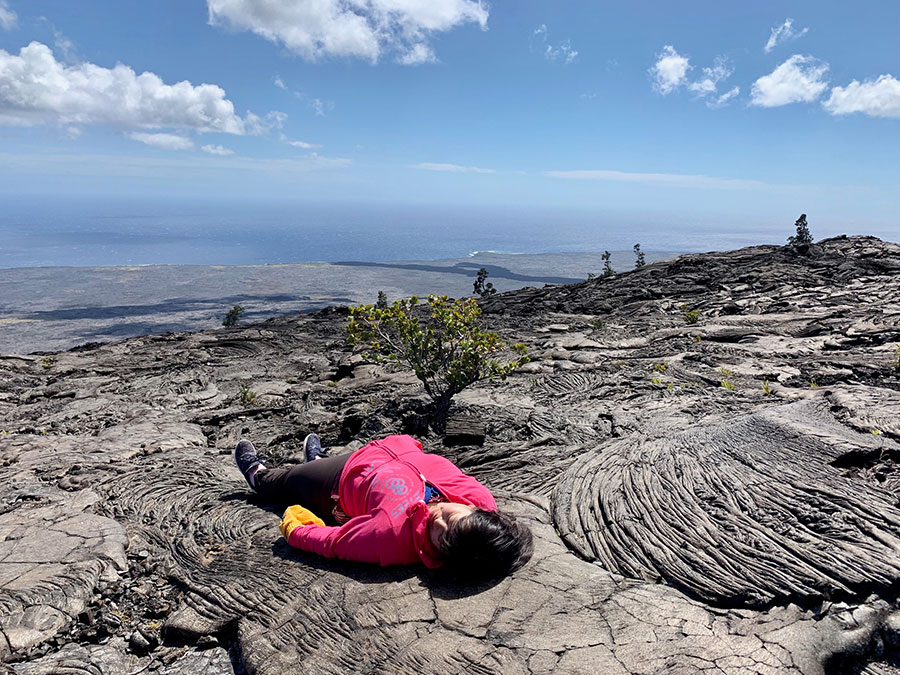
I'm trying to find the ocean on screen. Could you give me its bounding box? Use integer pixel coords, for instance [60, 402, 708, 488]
[0, 196, 787, 269]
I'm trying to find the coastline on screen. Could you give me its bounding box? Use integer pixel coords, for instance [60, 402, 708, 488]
[2, 250, 679, 354]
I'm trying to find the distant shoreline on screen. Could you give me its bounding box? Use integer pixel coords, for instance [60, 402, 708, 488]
[0, 250, 679, 355]
[0, 248, 664, 272]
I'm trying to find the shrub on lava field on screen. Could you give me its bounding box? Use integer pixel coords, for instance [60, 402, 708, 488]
[682, 307, 700, 324]
[223, 305, 245, 327]
[347, 295, 528, 427]
[473, 268, 497, 298]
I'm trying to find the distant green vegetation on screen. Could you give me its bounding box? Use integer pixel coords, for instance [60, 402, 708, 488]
[787, 213, 813, 246]
[223, 305, 245, 327]
[633, 243, 646, 269]
[473, 268, 496, 298]
[601, 251, 615, 277]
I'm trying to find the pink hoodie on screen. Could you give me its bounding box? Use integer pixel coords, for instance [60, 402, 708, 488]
[287, 435, 497, 568]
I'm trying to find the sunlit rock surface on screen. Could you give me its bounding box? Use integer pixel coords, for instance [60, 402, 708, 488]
[1, 235, 900, 674]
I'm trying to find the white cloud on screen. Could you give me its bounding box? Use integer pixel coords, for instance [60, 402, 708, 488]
[823, 75, 900, 118]
[0, 151, 353, 178]
[750, 54, 829, 107]
[687, 56, 732, 95]
[545, 169, 771, 190]
[651, 47, 737, 105]
[260, 110, 287, 130]
[272, 76, 331, 116]
[414, 162, 495, 174]
[650, 45, 690, 94]
[129, 132, 194, 150]
[547, 41, 577, 65]
[397, 43, 436, 65]
[765, 18, 808, 53]
[206, 0, 488, 64]
[710, 86, 740, 108]
[0, 41, 274, 135]
[283, 136, 321, 149]
[53, 30, 77, 62]
[533, 24, 577, 64]
[0, 1, 16, 30]
[201, 143, 235, 155]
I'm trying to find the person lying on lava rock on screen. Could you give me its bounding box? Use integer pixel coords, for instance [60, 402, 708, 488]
[234, 433, 533, 580]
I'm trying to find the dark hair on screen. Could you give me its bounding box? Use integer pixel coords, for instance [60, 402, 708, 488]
[440, 509, 533, 580]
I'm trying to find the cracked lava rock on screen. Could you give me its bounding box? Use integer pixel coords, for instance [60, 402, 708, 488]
[2, 235, 900, 674]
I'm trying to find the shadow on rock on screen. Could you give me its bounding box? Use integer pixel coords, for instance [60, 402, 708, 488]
[269, 539, 505, 598]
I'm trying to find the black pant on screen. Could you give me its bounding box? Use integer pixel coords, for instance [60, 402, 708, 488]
[254, 454, 350, 522]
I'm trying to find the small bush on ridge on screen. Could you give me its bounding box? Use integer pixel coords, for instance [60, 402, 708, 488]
[601, 251, 615, 277]
[787, 213, 813, 246]
[223, 305, 245, 327]
[633, 243, 646, 269]
[473, 268, 496, 298]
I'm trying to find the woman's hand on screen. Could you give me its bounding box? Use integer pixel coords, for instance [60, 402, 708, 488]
[280, 505, 325, 539]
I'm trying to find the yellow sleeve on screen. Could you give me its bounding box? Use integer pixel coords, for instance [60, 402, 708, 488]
[280, 505, 326, 540]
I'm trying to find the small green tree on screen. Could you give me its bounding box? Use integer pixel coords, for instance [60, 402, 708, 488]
[787, 213, 813, 246]
[633, 243, 646, 268]
[376, 290, 389, 309]
[473, 268, 496, 298]
[347, 295, 527, 427]
[601, 251, 615, 277]
[681, 304, 700, 324]
[223, 305, 245, 327]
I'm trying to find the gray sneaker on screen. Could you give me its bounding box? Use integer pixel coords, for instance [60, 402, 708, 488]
[303, 433, 327, 463]
[234, 440, 262, 488]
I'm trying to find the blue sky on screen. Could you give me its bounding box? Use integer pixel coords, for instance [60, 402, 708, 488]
[1, 1, 898, 239]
